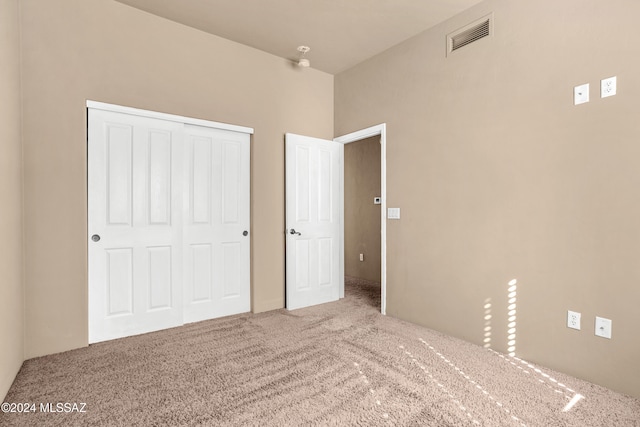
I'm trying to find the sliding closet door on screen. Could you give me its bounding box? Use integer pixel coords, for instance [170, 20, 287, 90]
[182, 125, 251, 323]
[88, 103, 251, 342]
[88, 109, 184, 343]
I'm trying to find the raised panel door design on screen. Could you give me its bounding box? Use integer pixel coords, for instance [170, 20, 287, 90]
[106, 248, 133, 316]
[191, 243, 212, 302]
[191, 136, 212, 225]
[222, 142, 240, 224]
[147, 246, 172, 310]
[222, 242, 241, 298]
[318, 238, 333, 287]
[148, 131, 172, 225]
[89, 107, 250, 342]
[295, 239, 310, 290]
[89, 109, 183, 343]
[286, 133, 342, 310]
[318, 149, 332, 223]
[106, 124, 133, 226]
[295, 146, 310, 223]
[183, 125, 250, 324]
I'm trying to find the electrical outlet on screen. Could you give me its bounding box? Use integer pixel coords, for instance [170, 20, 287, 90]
[601, 76, 617, 98]
[567, 310, 581, 330]
[359, 253, 364, 262]
[595, 316, 612, 339]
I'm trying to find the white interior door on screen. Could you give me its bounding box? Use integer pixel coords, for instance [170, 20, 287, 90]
[285, 133, 343, 310]
[88, 109, 183, 343]
[183, 125, 251, 323]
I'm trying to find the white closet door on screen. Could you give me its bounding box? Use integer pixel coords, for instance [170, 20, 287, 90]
[88, 109, 183, 343]
[183, 125, 251, 323]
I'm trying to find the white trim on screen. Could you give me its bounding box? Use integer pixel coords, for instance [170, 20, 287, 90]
[334, 124, 387, 315]
[86, 100, 254, 135]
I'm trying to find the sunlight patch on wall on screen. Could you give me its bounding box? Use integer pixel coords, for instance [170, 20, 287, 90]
[507, 279, 518, 356]
[483, 297, 492, 349]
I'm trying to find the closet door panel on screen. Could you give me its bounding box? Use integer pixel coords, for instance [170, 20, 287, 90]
[88, 109, 183, 343]
[183, 125, 250, 323]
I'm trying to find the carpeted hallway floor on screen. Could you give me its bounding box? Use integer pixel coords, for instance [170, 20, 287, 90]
[2, 277, 639, 426]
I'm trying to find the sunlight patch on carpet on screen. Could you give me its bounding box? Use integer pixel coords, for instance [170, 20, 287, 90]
[353, 361, 390, 420]
[563, 394, 585, 412]
[416, 340, 527, 427]
[489, 349, 586, 412]
[399, 344, 482, 425]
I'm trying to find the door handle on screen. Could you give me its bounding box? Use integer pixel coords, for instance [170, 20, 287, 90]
[289, 229, 301, 236]
[91, 234, 101, 242]
[243, 230, 248, 236]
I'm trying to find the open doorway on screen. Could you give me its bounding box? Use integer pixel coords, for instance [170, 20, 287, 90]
[343, 136, 382, 309]
[334, 124, 387, 314]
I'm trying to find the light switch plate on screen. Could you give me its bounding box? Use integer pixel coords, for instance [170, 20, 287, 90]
[601, 76, 617, 98]
[387, 208, 400, 219]
[574, 83, 589, 105]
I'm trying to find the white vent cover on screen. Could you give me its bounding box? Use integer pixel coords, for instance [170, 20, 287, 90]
[447, 14, 493, 55]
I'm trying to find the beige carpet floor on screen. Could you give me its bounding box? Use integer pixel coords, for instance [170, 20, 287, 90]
[2, 277, 639, 426]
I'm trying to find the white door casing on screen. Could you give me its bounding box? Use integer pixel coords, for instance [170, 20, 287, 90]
[334, 124, 387, 315]
[88, 101, 252, 343]
[285, 133, 343, 310]
[183, 125, 250, 323]
[88, 109, 184, 343]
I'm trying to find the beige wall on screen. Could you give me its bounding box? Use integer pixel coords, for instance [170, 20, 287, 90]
[20, 0, 333, 359]
[0, 0, 24, 400]
[344, 136, 381, 282]
[335, 0, 640, 398]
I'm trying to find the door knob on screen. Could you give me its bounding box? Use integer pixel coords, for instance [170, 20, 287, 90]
[243, 230, 248, 236]
[91, 234, 101, 242]
[289, 229, 301, 236]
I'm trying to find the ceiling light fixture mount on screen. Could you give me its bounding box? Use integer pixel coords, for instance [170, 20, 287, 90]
[297, 45, 311, 68]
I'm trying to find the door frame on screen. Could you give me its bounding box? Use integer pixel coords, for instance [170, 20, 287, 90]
[334, 124, 387, 315]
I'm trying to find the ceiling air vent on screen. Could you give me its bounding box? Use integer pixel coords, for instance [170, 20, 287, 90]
[447, 14, 492, 56]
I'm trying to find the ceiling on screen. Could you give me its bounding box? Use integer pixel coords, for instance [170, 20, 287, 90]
[115, 0, 484, 74]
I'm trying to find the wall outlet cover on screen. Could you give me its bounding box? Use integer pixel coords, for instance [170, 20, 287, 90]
[567, 310, 581, 330]
[601, 76, 617, 98]
[574, 83, 589, 105]
[595, 316, 612, 339]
